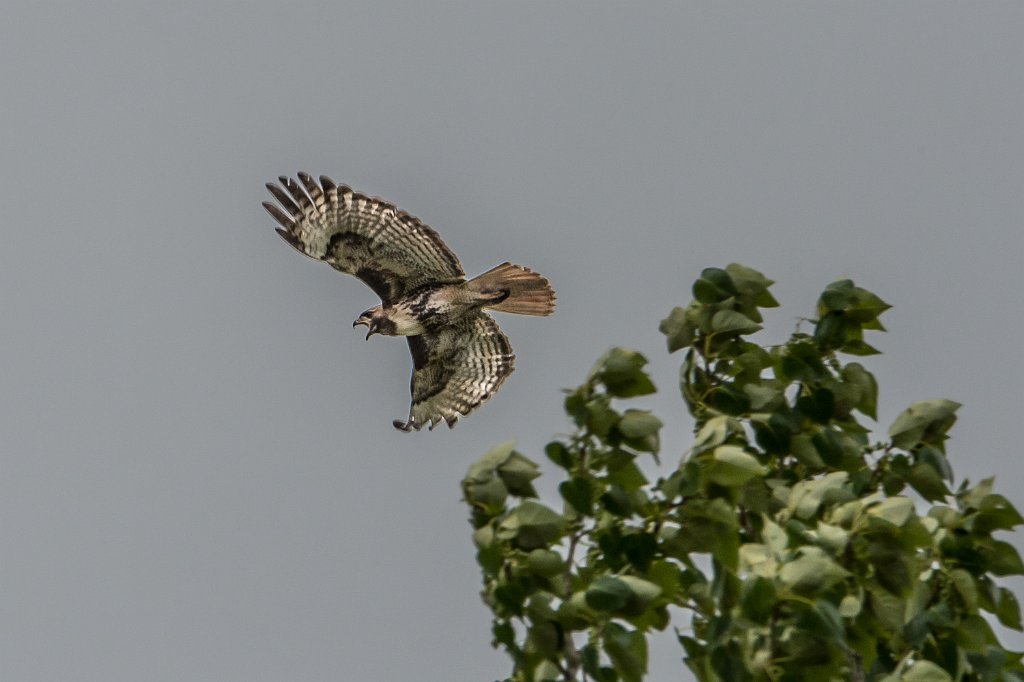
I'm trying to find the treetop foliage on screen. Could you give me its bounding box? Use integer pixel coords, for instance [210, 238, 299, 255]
[462, 264, 1024, 682]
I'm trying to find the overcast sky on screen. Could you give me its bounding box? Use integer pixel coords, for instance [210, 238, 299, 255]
[2, 3, 1022, 680]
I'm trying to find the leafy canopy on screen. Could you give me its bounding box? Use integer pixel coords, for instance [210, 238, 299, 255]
[462, 264, 1024, 682]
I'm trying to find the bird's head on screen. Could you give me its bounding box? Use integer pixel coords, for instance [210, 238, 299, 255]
[353, 306, 386, 340]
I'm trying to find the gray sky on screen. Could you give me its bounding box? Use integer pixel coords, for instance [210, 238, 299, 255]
[2, 3, 1022, 680]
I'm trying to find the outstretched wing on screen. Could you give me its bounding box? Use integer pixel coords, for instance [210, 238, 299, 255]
[394, 313, 515, 431]
[264, 173, 465, 304]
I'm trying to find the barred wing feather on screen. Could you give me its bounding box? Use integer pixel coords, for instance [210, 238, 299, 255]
[395, 313, 515, 431]
[264, 173, 464, 304]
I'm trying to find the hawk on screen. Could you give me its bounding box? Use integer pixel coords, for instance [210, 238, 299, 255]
[264, 173, 556, 431]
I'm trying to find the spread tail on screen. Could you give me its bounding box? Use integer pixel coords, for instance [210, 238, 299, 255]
[467, 262, 556, 316]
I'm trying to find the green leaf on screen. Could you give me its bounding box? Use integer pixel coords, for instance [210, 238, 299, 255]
[527, 618, 560, 659]
[739, 542, 774, 577]
[691, 415, 735, 454]
[796, 387, 836, 424]
[733, 344, 774, 379]
[492, 619, 516, 650]
[907, 461, 951, 502]
[463, 440, 537, 511]
[787, 471, 849, 520]
[804, 599, 848, 643]
[740, 576, 776, 623]
[616, 410, 663, 454]
[564, 389, 589, 427]
[476, 540, 503, 575]
[847, 286, 892, 324]
[818, 280, 891, 324]
[706, 446, 768, 486]
[710, 309, 762, 336]
[959, 477, 995, 510]
[811, 428, 844, 467]
[889, 399, 961, 450]
[586, 398, 620, 437]
[604, 622, 647, 682]
[497, 500, 566, 550]
[949, 569, 978, 612]
[869, 587, 905, 633]
[544, 441, 573, 469]
[580, 643, 604, 681]
[463, 476, 508, 515]
[659, 306, 694, 353]
[710, 640, 753, 682]
[533, 660, 561, 682]
[617, 410, 663, 439]
[498, 451, 542, 497]
[607, 456, 649, 491]
[693, 267, 736, 303]
[559, 476, 595, 515]
[867, 497, 915, 527]
[978, 539, 1024, 576]
[812, 309, 848, 348]
[778, 549, 849, 595]
[901, 660, 952, 682]
[865, 540, 913, 595]
[725, 263, 776, 306]
[646, 560, 682, 603]
[620, 533, 658, 571]
[790, 433, 826, 468]
[778, 341, 827, 382]
[526, 549, 565, 578]
[559, 592, 598, 629]
[839, 593, 862, 617]
[762, 517, 789, 556]
[818, 279, 857, 314]
[811, 522, 849, 555]
[672, 499, 740, 569]
[751, 414, 790, 454]
[525, 591, 558, 622]
[468, 439, 518, 477]
[995, 587, 1022, 630]
[618, 575, 663, 613]
[842, 362, 879, 420]
[955, 614, 996, 653]
[472, 524, 494, 549]
[594, 348, 657, 398]
[600, 484, 633, 517]
[926, 602, 954, 630]
[840, 338, 882, 356]
[971, 494, 1024, 533]
[493, 580, 530, 615]
[745, 384, 784, 412]
[704, 384, 751, 415]
[917, 461, 954, 500]
[586, 576, 633, 612]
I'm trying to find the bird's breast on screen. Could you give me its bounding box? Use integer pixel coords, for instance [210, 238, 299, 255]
[386, 285, 470, 335]
[385, 307, 429, 335]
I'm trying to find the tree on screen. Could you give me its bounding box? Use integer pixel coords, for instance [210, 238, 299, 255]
[462, 264, 1024, 682]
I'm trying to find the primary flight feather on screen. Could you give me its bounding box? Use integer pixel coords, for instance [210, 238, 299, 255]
[264, 173, 555, 431]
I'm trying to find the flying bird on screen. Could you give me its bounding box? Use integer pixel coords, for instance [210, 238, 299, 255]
[264, 173, 555, 431]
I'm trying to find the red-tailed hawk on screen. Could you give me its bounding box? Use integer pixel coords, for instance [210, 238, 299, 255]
[264, 173, 555, 431]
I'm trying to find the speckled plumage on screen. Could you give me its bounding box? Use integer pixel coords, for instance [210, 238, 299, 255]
[265, 173, 554, 431]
